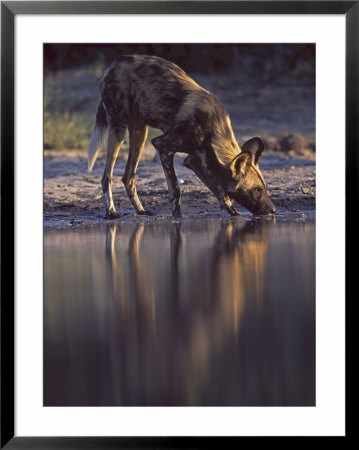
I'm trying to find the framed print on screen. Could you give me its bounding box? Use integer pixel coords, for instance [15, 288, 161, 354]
[1, 1, 355, 447]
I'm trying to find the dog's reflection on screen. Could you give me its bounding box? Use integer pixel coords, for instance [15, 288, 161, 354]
[104, 218, 273, 403]
[106, 222, 156, 333]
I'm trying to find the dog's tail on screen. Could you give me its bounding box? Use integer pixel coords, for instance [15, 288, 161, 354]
[88, 100, 109, 172]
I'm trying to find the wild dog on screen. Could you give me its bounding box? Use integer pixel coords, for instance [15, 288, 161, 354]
[88, 54, 276, 218]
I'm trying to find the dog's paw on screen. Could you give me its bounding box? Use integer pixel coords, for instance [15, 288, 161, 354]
[137, 209, 155, 216]
[105, 210, 123, 220]
[228, 206, 241, 216]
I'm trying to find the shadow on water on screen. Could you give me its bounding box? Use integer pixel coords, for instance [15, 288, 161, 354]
[44, 218, 315, 406]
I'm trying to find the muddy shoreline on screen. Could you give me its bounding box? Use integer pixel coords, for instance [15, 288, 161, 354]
[44, 147, 315, 229]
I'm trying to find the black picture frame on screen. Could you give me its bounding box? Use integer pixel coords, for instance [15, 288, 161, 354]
[1, 1, 355, 447]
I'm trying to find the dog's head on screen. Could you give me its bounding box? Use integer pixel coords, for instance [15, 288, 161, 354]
[227, 137, 275, 215]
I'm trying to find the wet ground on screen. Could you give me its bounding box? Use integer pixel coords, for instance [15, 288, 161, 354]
[44, 217, 315, 406]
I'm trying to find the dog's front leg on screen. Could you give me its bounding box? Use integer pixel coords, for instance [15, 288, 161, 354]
[158, 150, 182, 218]
[216, 185, 241, 216]
[184, 151, 240, 216]
[152, 134, 182, 218]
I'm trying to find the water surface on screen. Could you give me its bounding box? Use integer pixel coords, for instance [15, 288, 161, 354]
[44, 217, 315, 406]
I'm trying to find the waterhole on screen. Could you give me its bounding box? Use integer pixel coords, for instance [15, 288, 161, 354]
[44, 217, 315, 406]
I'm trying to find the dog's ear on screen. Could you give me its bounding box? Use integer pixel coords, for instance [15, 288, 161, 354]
[230, 152, 252, 180]
[241, 137, 264, 166]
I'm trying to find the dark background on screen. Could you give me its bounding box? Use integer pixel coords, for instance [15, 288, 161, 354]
[43, 44, 316, 151]
[44, 43, 315, 81]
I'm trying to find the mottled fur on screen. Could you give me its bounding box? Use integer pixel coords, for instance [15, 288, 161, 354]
[88, 54, 275, 218]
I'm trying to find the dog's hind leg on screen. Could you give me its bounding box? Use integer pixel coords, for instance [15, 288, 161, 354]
[101, 126, 126, 219]
[122, 121, 151, 215]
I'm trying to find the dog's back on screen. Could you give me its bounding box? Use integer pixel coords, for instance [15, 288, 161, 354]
[100, 55, 230, 150]
[101, 55, 200, 129]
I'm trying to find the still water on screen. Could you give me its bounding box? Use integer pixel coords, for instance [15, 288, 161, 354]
[44, 217, 315, 406]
